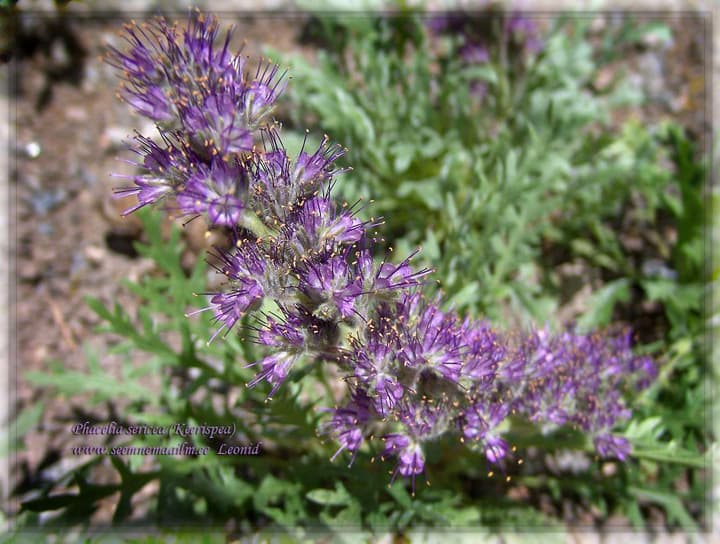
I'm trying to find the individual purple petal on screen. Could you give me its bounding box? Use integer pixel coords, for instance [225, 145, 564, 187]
[322, 391, 372, 465]
[243, 61, 287, 126]
[383, 433, 410, 455]
[124, 85, 174, 122]
[246, 351, 299, 398]
[485, 435, 509, 464]
[594, 434, 631, 461]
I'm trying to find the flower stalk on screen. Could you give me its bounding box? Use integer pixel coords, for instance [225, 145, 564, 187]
[108, 11, 657, 491]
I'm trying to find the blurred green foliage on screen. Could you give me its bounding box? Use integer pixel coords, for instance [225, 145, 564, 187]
[271, 13, 684, 327]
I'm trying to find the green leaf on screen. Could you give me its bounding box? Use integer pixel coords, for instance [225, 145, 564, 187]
[390, 142, 415, 173]
[629, 487, 697, 528]
[306, 483, 351, 506]
[576, 278, 630, 332]
[622, 417, 664, 442]
[25, 368, 153, 402]
[396, 179, 443, 210]
[334, 87, 375, 142]
[0, 402, 44, 458]
[386, 481, 412, 509]
[446, 282, 479, 311]
[630, 442, 705, 468]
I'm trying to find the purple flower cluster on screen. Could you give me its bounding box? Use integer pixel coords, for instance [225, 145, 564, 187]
[427, 9, 543, 101]
[427, 9, 543, 62]
[326, 294, 655, 492]
[108, 13, 285, 227]
[110, 12, 657, 493]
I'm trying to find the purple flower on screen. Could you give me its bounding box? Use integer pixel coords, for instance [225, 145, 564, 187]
[503, 327, 655, 440]
[505, 13, 537, 35]
[176, 156, 248, 227]
[113, 130, 199, 215]
[107, 21, 175, 122]
[485, 435, 509, 464]
[460, 319, 503, 387]
[188, 239, 268, 340]
[375, 257, 431, 291]
[287, 197, 367, 256]
[292, 135, 347, 192]
[251, 131, 350, 226]
[459, 43, 490, 64]
[322, 391, 372, 466]
[109, 12, 660, 495]
[124, 84, 174, 123]
[398, 443, 425, 476]
[425, 14, 466, 35]
[181, 13, 245, 88]
[107, 12, 282, 141]
[594, 434, 631, 461]
[460, 400, 508, 444]
[383, 433, 426, 495]
[354, 251, 433, 301]
[396, 295, 464, 383]
[246, 351, 300, 399]
[504, 13, 544, 54]
[243, 62, 288, 126]
[245, 314, 306, 398]
[351, 334, 405, 417]
[180, 93, 254, 157]
[300, 254, 360, 321]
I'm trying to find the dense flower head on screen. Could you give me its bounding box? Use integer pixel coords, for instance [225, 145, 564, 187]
[110, 12, 659, 494]
[328, 302, 656, 485]
[108, 12, 283, 132]
[176, 156, 249, 227]
[109, 12, 286, 226]
[426, 8, 543, 61]
[285, 196, 368, 257]
[426, 8, 543, 105]
[113, 130, 199, 215]
[501, 327, 657, 438]
[250, 130, 350, 228]
[181, 93, 254, 157]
